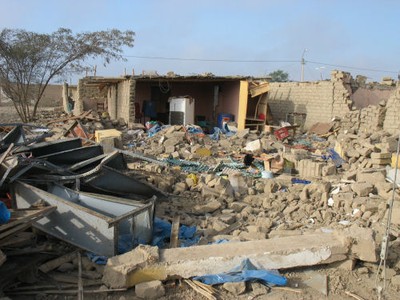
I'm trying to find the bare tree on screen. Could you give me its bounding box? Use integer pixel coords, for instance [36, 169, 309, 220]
[0, 28, 134, 122]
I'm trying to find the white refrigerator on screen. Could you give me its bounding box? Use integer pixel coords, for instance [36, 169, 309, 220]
[168, 96, 195, 125]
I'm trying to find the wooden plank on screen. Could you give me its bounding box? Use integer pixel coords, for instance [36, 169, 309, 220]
[249, 82, 270, 97]
[237, 80, 249, 130]
[170, 215, 180, 248]
[5, 288, 127, 296]
[0, 206, 56, 233]
[0, 143, 14, 165]
[39, 250, 78, 273]
[78, 251, 84, 300]
[0, 249, 6, 267]
[0, 222, 32, 240]
[46, 110, 95, 126]
[0, 231, 35, 247]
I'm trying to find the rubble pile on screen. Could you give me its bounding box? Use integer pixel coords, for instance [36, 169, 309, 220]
[1, 110, 400, 299]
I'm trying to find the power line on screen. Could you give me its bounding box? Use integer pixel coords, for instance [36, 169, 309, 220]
[123, 55, 298, 63]
[307, 60, 398, 74]
[123, 54, 399, 74]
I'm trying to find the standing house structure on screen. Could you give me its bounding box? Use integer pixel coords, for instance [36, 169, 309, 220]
[64, 75, 270, 130]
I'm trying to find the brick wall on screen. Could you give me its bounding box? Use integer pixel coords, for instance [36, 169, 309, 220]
[267, 71, 352, 129]
[383, 86, 400, 133]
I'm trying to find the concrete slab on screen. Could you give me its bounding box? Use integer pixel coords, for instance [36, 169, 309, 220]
[103, 231, 349, 288]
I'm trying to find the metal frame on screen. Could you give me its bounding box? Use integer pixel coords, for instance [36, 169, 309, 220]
[13, 181, 155, 256]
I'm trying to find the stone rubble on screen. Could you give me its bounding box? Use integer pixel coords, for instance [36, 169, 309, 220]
[2, 96, 400, 298]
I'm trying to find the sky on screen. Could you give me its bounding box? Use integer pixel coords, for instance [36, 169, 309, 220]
[1, 0, 399, 83]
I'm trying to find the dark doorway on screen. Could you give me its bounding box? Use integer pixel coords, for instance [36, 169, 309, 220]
[150, 84, 171, 124]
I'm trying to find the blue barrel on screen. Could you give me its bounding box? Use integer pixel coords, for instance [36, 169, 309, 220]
[217, 113, 234, 129]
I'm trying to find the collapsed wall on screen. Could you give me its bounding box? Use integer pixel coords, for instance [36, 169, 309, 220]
[341, 104, 387, 134]
[383, 86, 400, 134]
[267, 71, 353, 129]
[75, 78, 108, 115]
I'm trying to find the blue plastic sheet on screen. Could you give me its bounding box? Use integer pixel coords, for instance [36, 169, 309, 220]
[151, 217, 199, 248]
[209, 127, 222, 141]
[193, 258, 287, 286]
[146, 121, 163, 137]
[86, 252, 108, 265]
[291, 178, 311, 184]
[0, 201, 10, 225]
[327, 148, 344, 167]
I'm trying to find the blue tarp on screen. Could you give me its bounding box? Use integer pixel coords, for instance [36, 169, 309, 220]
[0, 201, 10, 225]
[151, 217, 199, 248]
[193, 258, 287, 286]
[87, 217, 199, 265]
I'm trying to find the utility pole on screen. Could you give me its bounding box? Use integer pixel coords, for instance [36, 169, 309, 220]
[301, 49, 307, 82]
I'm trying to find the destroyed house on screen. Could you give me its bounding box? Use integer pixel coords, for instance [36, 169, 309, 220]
[66, 75, 271, 131]
[65, 70, 398, 133]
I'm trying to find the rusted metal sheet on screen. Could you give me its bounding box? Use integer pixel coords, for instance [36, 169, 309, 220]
[14, 181, 155, 256]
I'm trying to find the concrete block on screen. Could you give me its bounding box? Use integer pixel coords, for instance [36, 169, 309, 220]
[298, 159, 324, 177]
[223, 282, 246, 295]
[340, 225, 377, 262]
[370, 152, 392, 159]
[102, 245, 159, 289]
[193, 200, 222, 214]
[351, 182, 374, 197]
[357, 170, 386, 184]
[390, 200, 400, 225]
[244, 139, 262, 152]
[370, 158, 391, 165]
[135, 280, 165, 299]
[163, 137, 180, 147]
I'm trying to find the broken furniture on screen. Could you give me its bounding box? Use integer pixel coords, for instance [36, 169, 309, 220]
[245, 82, 270, 131]
[14, 181, 156, 257]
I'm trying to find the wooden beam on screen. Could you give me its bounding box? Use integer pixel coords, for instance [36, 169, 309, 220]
[249, 82, 270, 97]
[237, 80, 249, 130]
[170, 215, 180, 248]
[39, 250, 79, 274]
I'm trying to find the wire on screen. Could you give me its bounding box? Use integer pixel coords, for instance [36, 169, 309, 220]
[123, 55, 298, 63]
[307, 60, 398, 74]
[123, 54, 399, 74]
[375, 131, 400, 296]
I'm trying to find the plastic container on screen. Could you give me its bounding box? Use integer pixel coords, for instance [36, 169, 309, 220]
[274, 127, 289, 140]
[217, 113, 234, 129]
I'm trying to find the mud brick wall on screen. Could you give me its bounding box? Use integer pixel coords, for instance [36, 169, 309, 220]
[341, 105, 386, 134]
[75, 78, 107, 115]
[383, 86, 400, 134]
[340, 110, 360, 133]
[358, 105, 386, 133]
[116, 79, 133, 122]
[267, 71, 352, 129]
